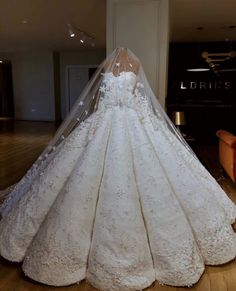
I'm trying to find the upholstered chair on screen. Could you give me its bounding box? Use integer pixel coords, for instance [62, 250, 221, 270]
[216, 130, 236, 183]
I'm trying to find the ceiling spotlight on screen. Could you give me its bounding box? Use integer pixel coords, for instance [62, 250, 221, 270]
[67, 23, 76, 38]
[67, 23, 95, 46]
[0, 61, 3, 63]
[87, 36, 95, 47]
[79, 33, 86, 43]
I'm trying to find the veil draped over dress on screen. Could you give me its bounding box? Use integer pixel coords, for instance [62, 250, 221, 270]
[0, 48, 236, 291]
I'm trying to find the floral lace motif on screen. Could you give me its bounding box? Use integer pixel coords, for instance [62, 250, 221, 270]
[98, 72, 151, 114]
[0, 71, 236, 291]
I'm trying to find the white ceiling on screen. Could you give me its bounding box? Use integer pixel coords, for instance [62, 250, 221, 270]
[170, 0, 236, 42]
[0, 0, 235, 52]
[0, 0, 106, 52]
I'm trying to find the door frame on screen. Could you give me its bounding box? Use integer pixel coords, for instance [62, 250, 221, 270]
[65, 65, 98, 115]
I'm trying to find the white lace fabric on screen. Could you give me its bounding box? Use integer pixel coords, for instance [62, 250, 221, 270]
[0, 51, 236, 291]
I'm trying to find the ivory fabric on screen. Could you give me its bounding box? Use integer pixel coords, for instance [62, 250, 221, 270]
[0, 72, 236, 290]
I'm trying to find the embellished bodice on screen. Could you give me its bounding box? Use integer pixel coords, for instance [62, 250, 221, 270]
[98, 71, 149, 111]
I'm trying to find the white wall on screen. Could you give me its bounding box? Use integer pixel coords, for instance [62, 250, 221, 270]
[60, 49, 106, 119]
[0, 49, 106, 121]
[107, 0, 169, 108]
[12, 51, 55, 121]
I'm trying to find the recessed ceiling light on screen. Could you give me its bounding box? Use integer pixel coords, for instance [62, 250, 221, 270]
[22, 20, 28, 24]
[0, 61, 3, 63]
[196, 26, 204, 30]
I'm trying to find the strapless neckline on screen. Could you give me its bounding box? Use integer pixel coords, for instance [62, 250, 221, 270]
[102, 71, 137, 78]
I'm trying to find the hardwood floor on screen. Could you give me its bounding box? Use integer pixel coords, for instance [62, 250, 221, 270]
[0, 120, 56, 190]
[1, 255, 236, 291]
[1, 120, 236, 291]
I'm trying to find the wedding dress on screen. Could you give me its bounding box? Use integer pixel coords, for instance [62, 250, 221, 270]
[0, 48, 236, 291]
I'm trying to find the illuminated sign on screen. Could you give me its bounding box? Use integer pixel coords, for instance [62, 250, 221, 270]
[180, 81, 232, 90]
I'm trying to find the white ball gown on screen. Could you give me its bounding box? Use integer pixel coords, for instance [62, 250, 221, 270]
[0, 49, 236, 291]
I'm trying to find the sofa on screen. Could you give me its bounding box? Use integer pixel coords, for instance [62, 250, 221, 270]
[216, 130, 236, 182]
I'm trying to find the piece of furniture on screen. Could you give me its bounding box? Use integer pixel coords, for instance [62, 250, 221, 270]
[216, 130, 236, 182]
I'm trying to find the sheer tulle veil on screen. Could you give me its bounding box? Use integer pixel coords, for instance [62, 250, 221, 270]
[0, 47, 197, 213]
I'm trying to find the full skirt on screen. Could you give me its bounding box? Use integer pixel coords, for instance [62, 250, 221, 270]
[0, 106, 236, 290]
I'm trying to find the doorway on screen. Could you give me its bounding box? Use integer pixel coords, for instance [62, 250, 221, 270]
[0, 61, 14, 119]
[65, 65, 97, 114]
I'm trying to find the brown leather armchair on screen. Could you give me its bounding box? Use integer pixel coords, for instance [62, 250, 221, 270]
[216, 130, 236, 182]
